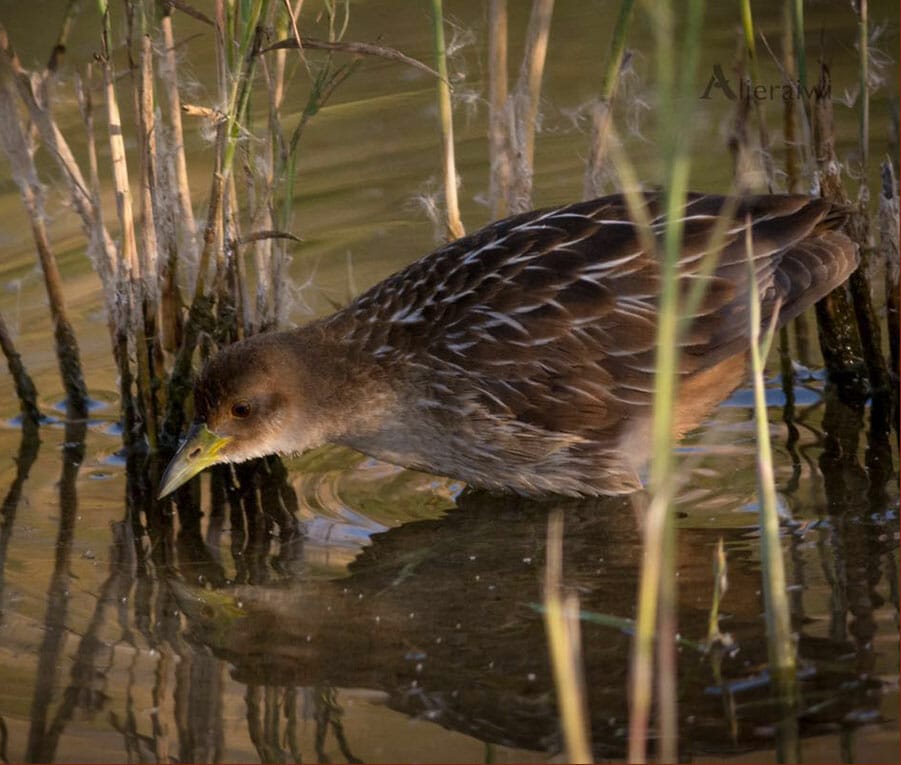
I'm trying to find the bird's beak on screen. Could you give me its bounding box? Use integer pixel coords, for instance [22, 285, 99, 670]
[158, 423, 233, 499]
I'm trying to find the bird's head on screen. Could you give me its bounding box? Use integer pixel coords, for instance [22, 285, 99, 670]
[158, 332, 332, 498]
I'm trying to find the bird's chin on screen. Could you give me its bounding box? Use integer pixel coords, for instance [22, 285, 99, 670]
[219, 433, 297, 464]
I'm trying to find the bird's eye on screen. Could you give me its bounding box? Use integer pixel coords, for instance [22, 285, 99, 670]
[230, 401, 252, 419]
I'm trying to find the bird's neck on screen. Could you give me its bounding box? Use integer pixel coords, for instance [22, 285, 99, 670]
[285, 323, 399, 447]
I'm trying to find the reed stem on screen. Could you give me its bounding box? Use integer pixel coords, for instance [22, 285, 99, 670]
[879, 160, 899, 382]
[628, 0, 705, 760]
[543, 511, 592, 764]
[158, 8, 192, 352]
[738, 0, 774, 189]
[583, 0, 634, 199]
[779, 0, 801, 185]
[0, 312, 41, 428]
[487, 0, 510, 219]
[790, 0, 806, 101]
[509, 0, 554, 213]
[430, 0, 465, 240]
[744, 219, 800, 761]
[0, 43, 88, 421]
[857, 0, 869, 172]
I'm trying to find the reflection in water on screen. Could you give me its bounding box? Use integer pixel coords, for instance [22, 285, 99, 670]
[169, 487, 892, 760]
[23, 417, 86, 763]
[0, 374, 896, 761]
[0, 417, 39, 631]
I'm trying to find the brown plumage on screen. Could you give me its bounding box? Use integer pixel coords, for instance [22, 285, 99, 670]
[159, 192, 858, 498]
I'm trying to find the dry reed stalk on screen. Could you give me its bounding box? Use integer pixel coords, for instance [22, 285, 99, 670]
[509, 0, 554, 213]
[857, 0, 869, 171]
[774, 0, 815, 187]
[0, 41, 88, 421]
[249, 3, 288, 331]
[74, 66, 110, 269]
[158, 8, 192, 352]
[74, 62, 138, 444]
[0, 312, 41, 428]
[790, 0, 806, 100]
[543, 511, 592, 764]
[812, 62, 889, 394]
[159, 10, 197, 250]
[13, 56, 126, 376]
[36, 0, 80, 114]
[222, 172, 248, 340]
[811, 64, 866, 380]
[430, 0, 464, 240]
[247, 153, 275, 329]
[139, 28, 163, 398]
[101, 4, 161, 449]
[280, 0, 309, 79]
[487, 0, 510, 219]
[262, 37, 441, 80]
[781, 0, 800, 192]
[879, 160, 899, 381]
[728, 46, 755, 189]
[8, 55, 117, 288]
[161, 0, 242, 447]
[765, 7, 812, 360]
[738, 0, 774, 190]
[100, 10, 140, 284]
[583, 0, 634, 200]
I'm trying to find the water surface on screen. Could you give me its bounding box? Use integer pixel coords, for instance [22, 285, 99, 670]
[0, 0, 898, 761]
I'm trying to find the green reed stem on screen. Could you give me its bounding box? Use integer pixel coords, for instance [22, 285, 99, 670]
[600, 0, 634, 104]
[430, 0, 464, 240]
[583, 0, 635, 198]
[706, 537, 729, 647]
[543, 511, 592, 764]
[628, 0, 705, 760]
[222, 0, 269, 178]
[744, 220, 800, 762]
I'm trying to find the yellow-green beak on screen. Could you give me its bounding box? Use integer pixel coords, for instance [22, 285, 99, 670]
[158, 423, 233, 499]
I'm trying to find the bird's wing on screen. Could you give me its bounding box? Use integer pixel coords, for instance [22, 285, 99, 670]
[335, 193, 856, 437]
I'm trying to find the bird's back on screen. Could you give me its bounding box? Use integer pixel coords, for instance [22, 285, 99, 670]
[326, 193, 858, 496]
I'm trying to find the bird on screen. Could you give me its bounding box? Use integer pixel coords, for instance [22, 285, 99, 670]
[158, 192, 858, 499]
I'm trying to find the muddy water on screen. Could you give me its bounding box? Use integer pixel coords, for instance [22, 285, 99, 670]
[0, 0, 898, 762]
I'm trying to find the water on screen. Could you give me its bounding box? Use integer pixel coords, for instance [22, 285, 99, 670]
[0, 0, 898, 761]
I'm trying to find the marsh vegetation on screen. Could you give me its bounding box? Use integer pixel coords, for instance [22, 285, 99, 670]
[0, 0, 897, 761]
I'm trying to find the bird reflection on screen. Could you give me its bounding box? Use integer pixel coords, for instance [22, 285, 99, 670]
[172, 490, 886, 760]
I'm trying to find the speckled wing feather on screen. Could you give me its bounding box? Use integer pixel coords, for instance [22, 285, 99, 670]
[328, 192, 857, 495]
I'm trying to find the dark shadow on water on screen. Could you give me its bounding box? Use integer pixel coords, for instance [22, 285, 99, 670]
[24, 417, 86, 763]
[0, 417, 40, 631]
[172, 487, 893, 760]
